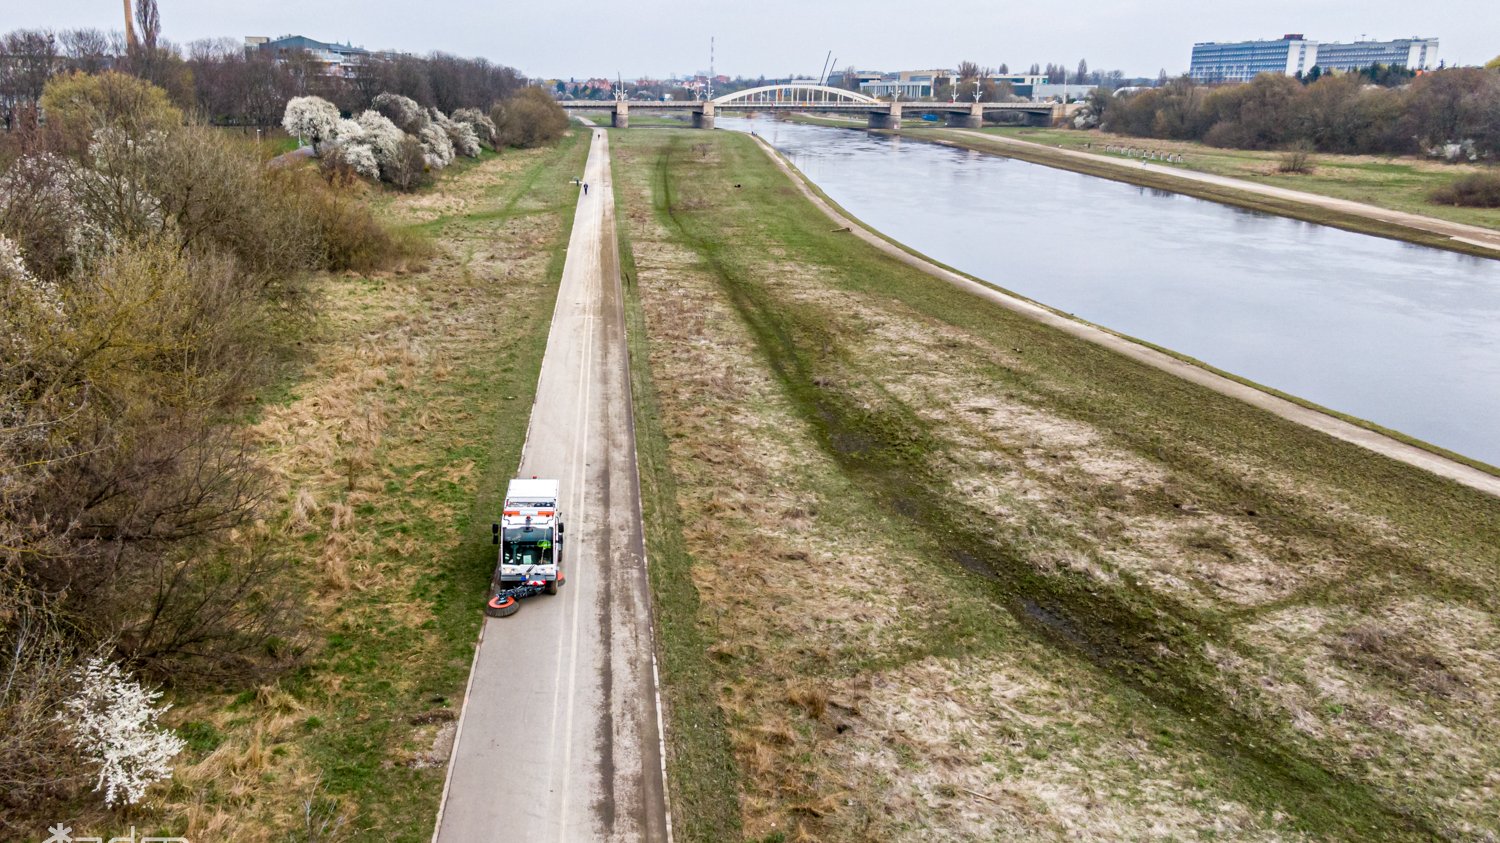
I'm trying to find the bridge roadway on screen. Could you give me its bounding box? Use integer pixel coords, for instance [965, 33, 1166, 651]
[563, 83, 1066, 129]
[433, 125, 670, 842]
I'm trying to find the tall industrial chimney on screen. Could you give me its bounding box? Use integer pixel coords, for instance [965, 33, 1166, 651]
[123, 0, 138, 49]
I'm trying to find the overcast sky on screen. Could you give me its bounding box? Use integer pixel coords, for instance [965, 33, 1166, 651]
[6, 0, 1494, 80]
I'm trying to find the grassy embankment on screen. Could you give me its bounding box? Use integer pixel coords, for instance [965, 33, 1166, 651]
[969, 126, 1500, 232]
[610, 127, 1500, 841]
[768, 122, 1500, 478]
[626, 113, 696, 128]
[212, 124, 301, 156]
[153, 129, 589, 841]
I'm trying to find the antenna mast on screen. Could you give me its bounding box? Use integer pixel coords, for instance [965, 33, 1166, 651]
[708, 36, 715, 100]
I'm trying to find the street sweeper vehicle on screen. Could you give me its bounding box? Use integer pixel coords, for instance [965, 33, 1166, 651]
[486, 477, 566, 617]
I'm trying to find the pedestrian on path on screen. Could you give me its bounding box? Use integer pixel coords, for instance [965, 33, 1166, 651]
[583, 182, 589, 195]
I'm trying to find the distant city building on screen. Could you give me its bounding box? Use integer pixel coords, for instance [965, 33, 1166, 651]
[1313, 37, 1439, 73]
[1189, 34, 1440, 83]
[860, 69, 950, 98]
[849, 68, 1094, 101]
[857, 70, 1050, 100]
[832, 70, 884, 89]
[1190, 35, 1317, 83]
[991, 73, 1047, 99]
[248, 35, 372, 77]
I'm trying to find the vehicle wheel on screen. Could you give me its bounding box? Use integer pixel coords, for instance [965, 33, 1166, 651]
[546, 573, 564, 595]
[486, 594, 520, 617]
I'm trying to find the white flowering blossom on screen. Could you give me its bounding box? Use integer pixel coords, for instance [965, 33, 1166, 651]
[325, 117, 378, 179]
[452, 108, 497, 148]
[0, 234, 30, 282]
[0, 234, 62, 318]
[420, 123, 455, 168]
[80, 133, 167, 240]
[340, 143, 381, 179]
[58, 656, 186, 807]
[332, 118, 364, 145]
[371, 92, 428, 134]
[282, 96, 341, 153]
[0, 233, 65, 336]
[0, 154, 98, 268]
[1, 234, 64, 394]
[1, 233, 73, 440]
[355, 110, 405, 176]
[434, 109, 481, 158]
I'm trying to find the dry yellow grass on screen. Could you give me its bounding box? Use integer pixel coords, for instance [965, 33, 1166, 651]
[615, 128, 1500, 841]
[138, 138, 585, 841]
[612, 132, 1324, 840]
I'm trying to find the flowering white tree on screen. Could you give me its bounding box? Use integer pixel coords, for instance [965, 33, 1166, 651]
[340, 143, 380, 179]
[419, 123, 455, 168]
[371, 92, 428, 134]
[355, 110, 405, 176]
[434, 109, 481, 158]
[282, 96, 341, 154]
[452, 108, 497, 149]
[323, 118, 378, 180]
[332, 118, 364, 145]
[58, 656, 186, 807]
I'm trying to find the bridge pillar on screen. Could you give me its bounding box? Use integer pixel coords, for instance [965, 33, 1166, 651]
[612, 102, 629, 129]
[868, 102, 902, 130]
[692, 101, 715, 130]
[946, 103, 983, 129]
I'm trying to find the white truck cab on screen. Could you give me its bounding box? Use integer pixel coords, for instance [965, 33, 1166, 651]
[493, 478, 565, 595]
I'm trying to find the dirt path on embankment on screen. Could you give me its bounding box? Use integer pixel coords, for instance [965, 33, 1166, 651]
[750, 134, 1500, 498]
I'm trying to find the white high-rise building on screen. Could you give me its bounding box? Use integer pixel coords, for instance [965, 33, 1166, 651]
[1313, 37, 1440, 73]
[1190, 34, 1441, 83]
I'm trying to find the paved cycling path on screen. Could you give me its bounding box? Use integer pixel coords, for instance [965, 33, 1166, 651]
[434, 127, 670, 842]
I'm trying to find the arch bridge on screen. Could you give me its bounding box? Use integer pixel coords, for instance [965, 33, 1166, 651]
[563, 83, 1066, 129]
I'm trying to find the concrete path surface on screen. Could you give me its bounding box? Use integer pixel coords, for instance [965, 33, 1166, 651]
[752, 134, 1500, 499]
[434, 128, 670, 842]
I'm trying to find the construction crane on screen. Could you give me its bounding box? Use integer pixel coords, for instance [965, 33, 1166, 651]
[122, 0, 138, 49]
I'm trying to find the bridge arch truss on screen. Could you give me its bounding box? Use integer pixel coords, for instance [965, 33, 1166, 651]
[712, 83, 879, 107]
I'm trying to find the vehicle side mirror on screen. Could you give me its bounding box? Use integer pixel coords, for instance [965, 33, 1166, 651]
[491, 523, 500, 545]
[558, 521, 565, 534]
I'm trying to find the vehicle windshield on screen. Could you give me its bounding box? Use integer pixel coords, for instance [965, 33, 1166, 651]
[502, 526, 554, 565]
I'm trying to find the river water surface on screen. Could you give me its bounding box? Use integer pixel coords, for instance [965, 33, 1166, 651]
[722, 116, 1500, 467]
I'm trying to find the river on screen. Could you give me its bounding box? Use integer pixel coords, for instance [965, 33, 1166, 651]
[721, 116, 1500, 467]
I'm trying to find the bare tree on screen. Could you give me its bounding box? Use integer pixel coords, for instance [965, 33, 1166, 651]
[955, 60, 981, 101]
[0, 30, 58, 130]
[134, 0, 160, 51]
[58, 28, 112, 74]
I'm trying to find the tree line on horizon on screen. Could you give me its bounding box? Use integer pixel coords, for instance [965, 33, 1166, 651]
[1088, 68, 1500, 160]
[0, 1, 526, 131]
